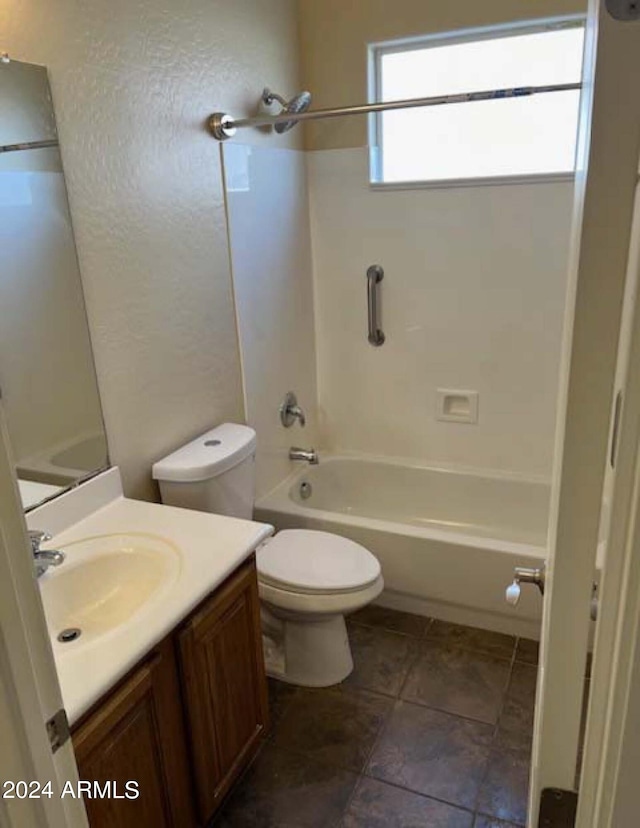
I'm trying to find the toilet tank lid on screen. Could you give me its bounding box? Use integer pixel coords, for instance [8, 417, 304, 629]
[152, 423, 256, 483]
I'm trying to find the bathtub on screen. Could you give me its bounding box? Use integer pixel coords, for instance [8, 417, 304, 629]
[255, 456, 552, 639]
[17, 431, 108, 486]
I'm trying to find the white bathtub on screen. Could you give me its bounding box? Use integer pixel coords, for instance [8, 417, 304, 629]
[255, 456, 552, 639]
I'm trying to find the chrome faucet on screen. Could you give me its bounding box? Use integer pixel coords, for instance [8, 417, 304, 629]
[280, 392, 306, 428]
[29, 530, 65, 578]
[289, 447, 319, 465]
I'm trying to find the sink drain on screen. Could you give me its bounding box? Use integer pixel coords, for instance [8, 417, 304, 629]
[57, 628, 81, 643]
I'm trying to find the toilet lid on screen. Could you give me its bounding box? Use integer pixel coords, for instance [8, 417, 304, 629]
[257, 530, 381, 594]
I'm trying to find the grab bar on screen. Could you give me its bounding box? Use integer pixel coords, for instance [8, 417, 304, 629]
[366, 265, 385, 346]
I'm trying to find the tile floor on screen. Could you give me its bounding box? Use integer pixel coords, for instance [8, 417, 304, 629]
[214, 607, 543, 827]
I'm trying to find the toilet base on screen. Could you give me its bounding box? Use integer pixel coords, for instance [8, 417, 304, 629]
[261, 609, 354, 688]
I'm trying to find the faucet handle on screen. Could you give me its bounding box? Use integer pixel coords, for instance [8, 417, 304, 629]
[505, 564, 546, 608]
[280, 391, 306, 428]
[29, 530, 52, 553]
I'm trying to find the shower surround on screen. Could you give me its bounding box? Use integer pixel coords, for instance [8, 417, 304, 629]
[223, 141, 575, 630]
[308, 147, 574, 479]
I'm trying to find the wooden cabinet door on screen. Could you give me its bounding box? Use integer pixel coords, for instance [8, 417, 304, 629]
[178, 557, 269, 823]
[73, 640, 195, 828]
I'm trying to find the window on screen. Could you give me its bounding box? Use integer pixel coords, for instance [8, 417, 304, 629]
[369, 18, 585, 185]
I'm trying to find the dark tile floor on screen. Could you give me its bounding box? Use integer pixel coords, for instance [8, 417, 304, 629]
[214, 607, 542, 827]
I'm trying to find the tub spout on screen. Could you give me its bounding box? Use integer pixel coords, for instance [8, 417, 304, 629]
[289, 447, 319, 465]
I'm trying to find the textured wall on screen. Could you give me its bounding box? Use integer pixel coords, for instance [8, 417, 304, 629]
[297, 0, 587, 149]
[1, 0, 301, 499]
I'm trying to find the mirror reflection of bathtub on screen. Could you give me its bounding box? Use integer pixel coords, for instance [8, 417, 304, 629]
[256, 455, 605, 639]
[17, 432, 108, 486]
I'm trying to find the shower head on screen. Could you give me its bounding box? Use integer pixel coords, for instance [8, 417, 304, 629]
[261, 87, 312, 134]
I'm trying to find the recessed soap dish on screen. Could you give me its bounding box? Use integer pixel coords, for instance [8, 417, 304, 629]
[436, 389, 479, 424]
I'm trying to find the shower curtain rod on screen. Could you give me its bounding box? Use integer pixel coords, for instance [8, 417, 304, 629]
[208, 82, 581, 141]
[0, 139, 58, 153]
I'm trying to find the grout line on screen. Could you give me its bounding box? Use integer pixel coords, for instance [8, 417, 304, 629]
[266, 682, 398, 780]
[345, 682, 409, 701]
[348, 618, 429, 640]
[335, 772, 364, 825]
[393, 696, 504, 729]
[420, 631, 518, 661]
[490, 652, 517, 744]
[513, 635, 541, 668]
[360, 698, 501, 818]
[470, 650, 517, 816]
[361, 764, 477, 818]
[357, 693, 399, 778]
[395, 637, 425, 700]
[395, 636, 515, 724]
[420, 644, 517, 661]
[475, 811, 525, 828]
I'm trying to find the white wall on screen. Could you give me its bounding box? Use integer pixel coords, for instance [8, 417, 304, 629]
[308, 148, 574, 479]
[223, 144, 318, 497]
[2, 0, 301, 500]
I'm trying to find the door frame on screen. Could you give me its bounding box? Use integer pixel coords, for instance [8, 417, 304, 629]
[0, 405, 87, 828]
[529, 1, 640, 822]
[576, 139, 640, 827]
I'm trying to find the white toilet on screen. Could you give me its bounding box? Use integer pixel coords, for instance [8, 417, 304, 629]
[152, 423, 383, 687]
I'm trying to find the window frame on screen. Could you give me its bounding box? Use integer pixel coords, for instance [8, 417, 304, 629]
[367, 15, 587, 190]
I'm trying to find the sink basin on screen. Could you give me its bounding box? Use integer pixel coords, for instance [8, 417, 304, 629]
[39, 533, 181, 644]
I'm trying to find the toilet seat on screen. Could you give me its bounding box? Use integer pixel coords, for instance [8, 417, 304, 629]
[259, 574, 384, 617]
[257, 529, 381, 595]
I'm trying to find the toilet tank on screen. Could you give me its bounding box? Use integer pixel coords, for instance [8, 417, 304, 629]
[152, 423, 257, 519]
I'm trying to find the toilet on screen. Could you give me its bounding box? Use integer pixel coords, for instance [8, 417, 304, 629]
[152, 423, 383, 687]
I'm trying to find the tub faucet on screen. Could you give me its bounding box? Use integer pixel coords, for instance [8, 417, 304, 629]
[289, 447, 319, 465]
[29, 530, 65, 578]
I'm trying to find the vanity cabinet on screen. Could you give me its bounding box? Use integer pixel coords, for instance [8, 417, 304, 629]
[72, 557, 268, 827]
[178, 558, 269, 822]
[73, 639, 195, 828]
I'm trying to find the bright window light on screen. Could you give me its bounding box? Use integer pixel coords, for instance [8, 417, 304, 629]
[371, 20, 585, 184]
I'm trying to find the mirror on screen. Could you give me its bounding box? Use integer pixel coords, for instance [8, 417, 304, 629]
[0, 59, 108, 511]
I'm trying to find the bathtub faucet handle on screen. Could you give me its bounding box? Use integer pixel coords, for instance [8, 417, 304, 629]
[280, 392, 306, 428]
[506, 564, 546, 607]
[506, 580, 521, 606]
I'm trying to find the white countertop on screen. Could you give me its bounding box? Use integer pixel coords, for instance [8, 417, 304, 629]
[41, 495, 273, 726]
